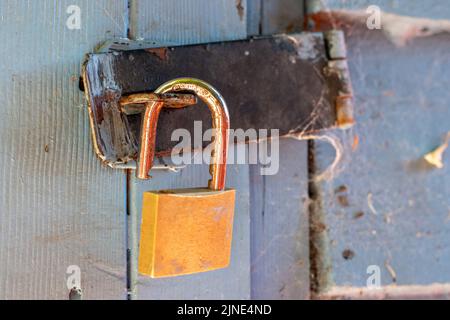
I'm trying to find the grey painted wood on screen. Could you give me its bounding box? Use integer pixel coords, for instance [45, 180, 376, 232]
[130, 0, 247, 43]
[247, 0, 261, 36]
[0, 0, 127, 299]
[248, 2, 310, 299]
[250, 139, 310, 299]
[312, 23, 450, 290]
[130, 162, 251, 299]
[261, 0, 304, 35]
[128, 0, 250, 299]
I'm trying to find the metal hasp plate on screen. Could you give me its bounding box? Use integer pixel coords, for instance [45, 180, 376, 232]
[82, 31, 354, 167]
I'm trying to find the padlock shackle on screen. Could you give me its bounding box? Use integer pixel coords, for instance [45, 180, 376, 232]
[137, 78, 230, 191]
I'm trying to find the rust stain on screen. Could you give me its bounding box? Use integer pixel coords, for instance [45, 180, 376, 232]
[312, 221, 327, 233]
[119, 92, 197, 115]
[306, 11, 346, 32]
[325, 58, 355, 129]
[383, 90, 396, 97]
[235, 0, 244, 22]
[285, 22, 295, 33]
[337, 195, 350, 207]
[335, 186, 350, 208]
[335, 185, 347, 194]
[145, 47, 169, 61]
[342, 249, 355, 260]
[353, 211, 364, 219]
[336, 95, 355, 130]
[352, 135, 359, 151]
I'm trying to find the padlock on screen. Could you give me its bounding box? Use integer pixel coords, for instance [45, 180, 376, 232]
[137, 78, 236, 278]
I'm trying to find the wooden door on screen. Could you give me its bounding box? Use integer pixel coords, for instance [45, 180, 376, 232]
[0, 0, 310, 299]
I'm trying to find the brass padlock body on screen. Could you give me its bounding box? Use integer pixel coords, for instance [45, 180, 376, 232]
[139, 188, 235, 278]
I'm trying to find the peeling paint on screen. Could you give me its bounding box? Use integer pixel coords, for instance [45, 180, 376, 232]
[424, 132, 450, 169]
[308, 9, 450, 47]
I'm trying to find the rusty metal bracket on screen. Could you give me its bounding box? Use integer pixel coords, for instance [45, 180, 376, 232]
[81, 32, 354, 168]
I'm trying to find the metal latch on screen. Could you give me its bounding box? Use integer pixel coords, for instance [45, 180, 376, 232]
[81, 31, 354, 170]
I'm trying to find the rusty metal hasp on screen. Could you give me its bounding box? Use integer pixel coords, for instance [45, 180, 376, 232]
[81, 31, 354, 169]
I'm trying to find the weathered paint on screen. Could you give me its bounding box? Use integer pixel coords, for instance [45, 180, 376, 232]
[250, 139, 310, 299]
[129, 0, 247, 44]
[0, 0, 127, 299]
[311, 6, 450, 294]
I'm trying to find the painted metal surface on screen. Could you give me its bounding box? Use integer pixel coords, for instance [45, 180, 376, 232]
[120, 93, 197, 115]
[250, 139, 310, 299]
[0, 0, 127, 299]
